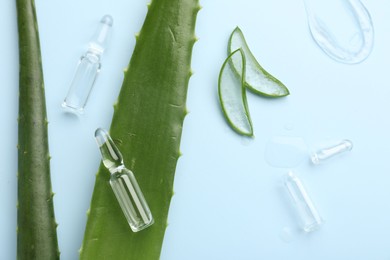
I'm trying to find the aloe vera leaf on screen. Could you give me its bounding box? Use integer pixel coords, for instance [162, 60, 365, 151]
[228, 27, 290, 97]
[80, 0, 200, 259]
[16, 0, 59, 259]
[218, 49, 253, 136]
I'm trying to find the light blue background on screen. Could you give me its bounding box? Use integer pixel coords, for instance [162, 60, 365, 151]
[1, 0, 390, 259]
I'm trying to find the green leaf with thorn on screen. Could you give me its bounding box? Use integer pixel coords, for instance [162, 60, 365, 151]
[80, 0, 200, 259]
[16, 0, 59, 259]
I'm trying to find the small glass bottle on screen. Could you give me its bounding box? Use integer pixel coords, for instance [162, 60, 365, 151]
[284, 171, 323, 232]
[95, 128, 154, 232]
[311, 139, 353, 164]
[62, 15, 113, 114]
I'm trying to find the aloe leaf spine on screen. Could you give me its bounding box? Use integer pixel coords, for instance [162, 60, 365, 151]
[16, 0, 59, 259]
[80, 0, 200, 259]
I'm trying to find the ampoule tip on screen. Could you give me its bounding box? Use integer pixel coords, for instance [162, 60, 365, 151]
[94, 128, 109, 147]
[341, 139, 353, 150]
[101, 15, 113, 26]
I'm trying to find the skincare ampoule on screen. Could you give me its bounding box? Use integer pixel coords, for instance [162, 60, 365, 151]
[94, 128, 154, 232]
[311, 139, 353, 164]
[284, 171, 323, 232]
[62, 15, 113, 114]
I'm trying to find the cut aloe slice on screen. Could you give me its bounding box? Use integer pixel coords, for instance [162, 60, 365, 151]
[228, 27, 289, 97]
[218, 48, 253, 136]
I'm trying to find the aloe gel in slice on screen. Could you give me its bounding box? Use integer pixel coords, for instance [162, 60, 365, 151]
[228, 27, 289, 97]
[218, 49, 253, 136]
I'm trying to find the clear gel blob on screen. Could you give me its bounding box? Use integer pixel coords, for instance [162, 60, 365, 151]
[265, 136, 307, 168]
[304, 0, 374, 64]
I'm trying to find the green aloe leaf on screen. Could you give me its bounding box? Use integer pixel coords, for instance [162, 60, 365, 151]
[228, 27, 289, 97]
[80, 0, 200, 259]
[218, 48, 253, 136]
[16, 0, 59, 259]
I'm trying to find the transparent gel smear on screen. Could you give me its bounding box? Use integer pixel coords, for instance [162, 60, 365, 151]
[265, 136, 307, 168]
[304, 0, 374, 64]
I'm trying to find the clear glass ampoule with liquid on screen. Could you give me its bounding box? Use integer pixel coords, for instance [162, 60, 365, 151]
[284, 171, 323, 232]
[95, 128, 154, 232]
[311, 139, 353, 164]
[62, 15, 113, 114]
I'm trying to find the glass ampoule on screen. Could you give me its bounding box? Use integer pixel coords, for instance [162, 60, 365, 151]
[284, 172, 323, 232]
[311, 139, 353, 164]
[95, 128, 154, 232]
[62, 15, 113, 114]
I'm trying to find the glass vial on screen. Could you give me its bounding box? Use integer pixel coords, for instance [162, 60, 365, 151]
[62, 15, 113, 114]
[95, 128, 154, 232]
[311, 139, 353, 164]
[284, 172, 323, 232]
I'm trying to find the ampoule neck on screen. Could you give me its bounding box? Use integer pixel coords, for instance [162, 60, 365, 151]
[88, 14, 113, 56]
[87, 44, 104, 56]
[109, 164, 126, 175]
[84, 50, 101, 62]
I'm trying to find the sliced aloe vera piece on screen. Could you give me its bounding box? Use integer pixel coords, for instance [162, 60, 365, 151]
[218, 49, 253, 136]
[228, 27, 289, 97]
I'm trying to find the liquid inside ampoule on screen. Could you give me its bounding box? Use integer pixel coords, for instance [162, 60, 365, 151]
[110, 168, 154, 231]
